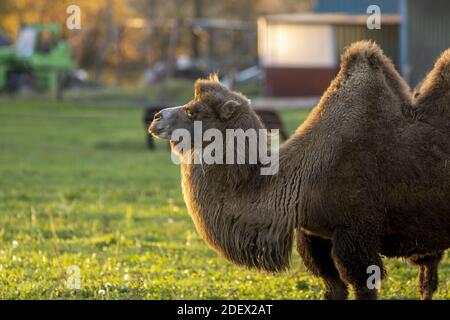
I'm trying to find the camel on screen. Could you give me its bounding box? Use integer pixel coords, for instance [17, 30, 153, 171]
[149, 41, 450, 300]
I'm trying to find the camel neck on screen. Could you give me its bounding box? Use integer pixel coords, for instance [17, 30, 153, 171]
[177, 134, 309, 272]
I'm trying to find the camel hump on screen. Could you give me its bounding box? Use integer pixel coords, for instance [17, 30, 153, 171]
[414, 49, 450, 109]
[340, 40, 388, 69]
[325, 41, 411, 106]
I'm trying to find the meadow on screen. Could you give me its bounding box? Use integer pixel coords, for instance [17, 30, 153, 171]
[0, 98, 448, 299]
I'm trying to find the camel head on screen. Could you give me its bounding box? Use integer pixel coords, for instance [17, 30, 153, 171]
[149, 75, 264, 152]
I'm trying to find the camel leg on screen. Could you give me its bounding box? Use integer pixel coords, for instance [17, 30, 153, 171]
[409, 252, 443, 300]
[331, 227, 384, 300]
[297, 231, 348, 300]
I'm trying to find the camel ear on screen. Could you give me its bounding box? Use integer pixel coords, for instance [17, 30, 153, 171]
[220, 100, 239, 119]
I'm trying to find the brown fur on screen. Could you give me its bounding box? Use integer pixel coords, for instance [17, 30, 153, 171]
[150, 41, 450, 299]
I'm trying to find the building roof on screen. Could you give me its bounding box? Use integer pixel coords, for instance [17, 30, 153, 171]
[314, 0, 400, 14]
[192, 18, 254, 30]
[261, 13, 401, 26]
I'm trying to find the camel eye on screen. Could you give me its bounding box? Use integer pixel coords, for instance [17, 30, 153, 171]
[185, 108, 195, 119]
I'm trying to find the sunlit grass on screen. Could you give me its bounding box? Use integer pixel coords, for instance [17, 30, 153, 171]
[0, 98, 448, 299]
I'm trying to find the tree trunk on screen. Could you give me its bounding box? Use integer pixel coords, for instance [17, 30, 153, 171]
[93, 4, 114, 82]
[191, 0, 202, 59]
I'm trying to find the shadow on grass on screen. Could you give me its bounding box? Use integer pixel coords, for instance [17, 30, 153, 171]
[94, 140, 149, 152]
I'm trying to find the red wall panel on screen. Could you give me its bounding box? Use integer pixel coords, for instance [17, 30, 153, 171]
[263, 67, 338, 97]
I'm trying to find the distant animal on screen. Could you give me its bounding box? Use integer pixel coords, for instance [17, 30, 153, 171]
[149, 41, 450, 299]
[143, 106, 289, 149]
[254, 109, 289, 141]
[143, 106, 162, 149]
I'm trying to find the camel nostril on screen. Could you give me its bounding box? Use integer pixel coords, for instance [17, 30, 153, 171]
[154, 112, 162, 121]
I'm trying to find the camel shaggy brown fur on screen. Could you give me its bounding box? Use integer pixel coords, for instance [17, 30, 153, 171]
[149, 41, 450, 300]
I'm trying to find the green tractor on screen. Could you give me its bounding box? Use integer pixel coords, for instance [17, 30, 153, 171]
[0, 23, 75, 95]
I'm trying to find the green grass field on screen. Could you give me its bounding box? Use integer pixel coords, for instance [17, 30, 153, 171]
[0, 98, 448, 299]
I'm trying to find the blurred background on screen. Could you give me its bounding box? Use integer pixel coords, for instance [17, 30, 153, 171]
[0, 0, 449, 299]
[0, 0, 449, 102]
